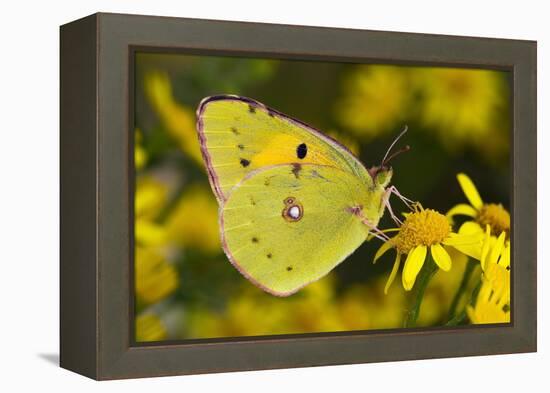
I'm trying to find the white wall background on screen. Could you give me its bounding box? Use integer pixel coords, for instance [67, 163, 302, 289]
[0, 0, 546, 391]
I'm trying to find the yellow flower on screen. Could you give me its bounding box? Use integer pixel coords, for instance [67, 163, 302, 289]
[336, 65, 411, 139]
[416, 68, 505, 151]
[340, 279, 405, 329]
[165, 185, 221, 254]
[466, 281, 510, 324]
[186, 278, 345, 338]
[135, 176, 168, 221]
[480, 228, 510, 299]
[448, 173, 510, 236]
[144, 71, 203, 165]
[452, 221, 485, 259]
[135, 176, 169, 246]
[374, 206, 481, 292]
[135, 128, 148, 170]
[135, 312, 167, 342]
[135, 246, 179, 305]
[337, 288, 374, 330]
[467, 228, 510, 324]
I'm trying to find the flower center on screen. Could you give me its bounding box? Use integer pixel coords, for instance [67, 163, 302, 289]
[476, 203, 510, 236]
[393, 209, 451, 254]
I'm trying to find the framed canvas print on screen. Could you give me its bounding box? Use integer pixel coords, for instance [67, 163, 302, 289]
[60, 12, 537, 380]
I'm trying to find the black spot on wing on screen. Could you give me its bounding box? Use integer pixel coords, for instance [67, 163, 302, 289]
[240, 158, 250, 167]
[264, 176, 274, 186]
[252, 237, 259, 243]
[231, 127, 239, 135]
[267, 253, 272, 259]
[248, 105, 256, 114]
[238, 144, 244, 150]
[297, 143, 307, 159]
[291, 163, 302, 179]
[286, 266, 293, 271]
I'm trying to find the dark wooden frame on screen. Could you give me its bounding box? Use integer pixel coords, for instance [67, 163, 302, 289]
[60, 12, 537, 380]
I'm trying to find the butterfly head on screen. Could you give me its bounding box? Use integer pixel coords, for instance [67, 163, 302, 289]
[369, 126, 410, 188]
[371, 166, 393, 188]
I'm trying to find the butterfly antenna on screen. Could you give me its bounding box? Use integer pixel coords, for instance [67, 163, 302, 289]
[381, 125, 409, 167]
[382, 145, 411, 167]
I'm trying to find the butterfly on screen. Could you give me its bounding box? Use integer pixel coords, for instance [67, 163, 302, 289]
[196, 95, 409, 296]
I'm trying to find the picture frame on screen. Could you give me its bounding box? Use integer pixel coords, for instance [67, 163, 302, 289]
[60, 12, 537, 380]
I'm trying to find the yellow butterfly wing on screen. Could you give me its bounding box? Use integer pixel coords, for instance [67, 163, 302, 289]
[221, 164, 381, 296]
[197, 95, 372, 202]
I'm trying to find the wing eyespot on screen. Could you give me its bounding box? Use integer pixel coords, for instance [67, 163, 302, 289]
[282, 197, 303, 222]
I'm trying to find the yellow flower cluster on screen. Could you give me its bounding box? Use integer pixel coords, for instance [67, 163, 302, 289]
[135, 246, 178, 305]
[134, 120, 220, 341]
[135, 129, 147, 170]
[373, 173, 510, 326]
[467, 229, 510, 324]
[447, 174, 511, 324]
[336, 66, 411, 140]
[144, 71, 203, 165]
[337, 65, 509, 161]
[133, 176, 178, 341]
[135, 313, 167, 342]
[134, 176, 220, 340]
[184, 269, 468, 339]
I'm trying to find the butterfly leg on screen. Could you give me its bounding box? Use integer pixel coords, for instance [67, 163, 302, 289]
[358, 214, 390, 241]
[383, 187, 403, 226]
[387, 185, 415, 210]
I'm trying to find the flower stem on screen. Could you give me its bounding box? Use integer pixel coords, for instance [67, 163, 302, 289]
[403, 255, 438, 328]
[448, 258, 477, 320]
[446, 278, 483, 326]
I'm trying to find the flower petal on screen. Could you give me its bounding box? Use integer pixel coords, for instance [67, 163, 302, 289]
[443, 233, 483, 246]
[431, 244, 452, 271]
[488, 230, 506, 267]
[444, 230, 483, 260]
[500, 241, 511, 268]
[480, 225, 492, 270]
[458, 221, 484, 236]
[384, 253, 401, 294]
[373, 241, 393, 264]
[135, 219, 168, 246]
[457, 173, 483, 210]
[447, 203, 478, 218]
[402, 245, 427, 291]
[466, 305, 478, 324]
